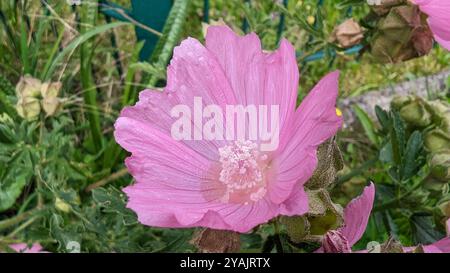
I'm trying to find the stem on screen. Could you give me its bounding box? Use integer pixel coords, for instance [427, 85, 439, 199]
[273, 220, 284, 253]
[36, 119, 45, 209]
[0, 207, 44, 231]
[7, 217, 38, 238]
[85, 168, 128, 192]
[80, 2, 103, 152]
[336, 156, 378, 185]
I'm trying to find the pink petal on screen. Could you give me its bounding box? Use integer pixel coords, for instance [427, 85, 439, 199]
[167, 37, 237, 106]
[124, 179, 280, 233]
[338, 183, 375, 247]
[433, 33, 450, 51]
[404, 237, 450, 253]
[205, 25, 265, 106]
[119, 37, 239, 160]
[271, 71, 343, 205]
[116, 117, 281, 232]
[9, 243, 44, 253]
[119, 90, 223, 161]
[279, 186, 309, 216]
[205, 26, 299, 151]
[413, 0, 450, 44]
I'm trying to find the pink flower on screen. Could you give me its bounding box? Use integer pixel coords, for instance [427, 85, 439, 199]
[318, 183, 450, 253]
[317, 183, 375, 253]
[412, 0, 450, 50]
[114, 25, 343, 233]
[8, 243, 45, 253]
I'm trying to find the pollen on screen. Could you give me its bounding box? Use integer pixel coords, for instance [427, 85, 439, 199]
[218, 141, 268, 204]
[335, 107, 342, 117]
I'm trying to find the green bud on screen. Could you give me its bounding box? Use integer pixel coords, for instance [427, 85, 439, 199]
[307, 190, 344, 236]
[15, 75, 42, 99]
[281, 216, 310, 243]
[16, 96, 41, 121]
[424, 129, 450, 153]
[391, 95, 413, 110]
[308, 209, 343, 236]
[439, 200, 450, 218]
[306, 139, 343, 189]
[41, 82, 62, 117]
[440, 112, 450, 134]
[399, 100, 432, 127]
[55, 197, 71, 213]
[282, 190, 344, 242]
[430, 150, 450, 181]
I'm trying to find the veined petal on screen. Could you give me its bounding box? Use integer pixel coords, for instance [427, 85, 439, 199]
[271, 71, 343, 204]
[339, 183, 375, 247]
[205, 26, 299, 151]
[9, 243, 45, 253]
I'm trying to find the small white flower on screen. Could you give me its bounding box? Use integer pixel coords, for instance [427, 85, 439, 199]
[66, 0, 81, 6]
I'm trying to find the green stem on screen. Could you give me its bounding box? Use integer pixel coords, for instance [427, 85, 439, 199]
[273, 220, 284, 253]
[337, 156, 378, 185]
[0, 207, 44, 231]
[80, 2, 103, 152]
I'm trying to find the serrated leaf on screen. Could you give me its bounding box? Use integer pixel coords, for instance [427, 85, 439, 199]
[410, 214, 445, 245]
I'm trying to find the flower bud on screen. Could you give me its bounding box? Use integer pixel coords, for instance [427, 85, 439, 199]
[41, 82, 62, 117]
[322, 230, 351, 253]
[399, 100, 432, 127]
[391, 95, 413, 110]
[306, 139, 343, 189]
[16, 96, 41, 121]
[370, 5, 433, 63]
[439, 112, 450, 134]
[424, 129, 450, 153]
[427, 100, 450, 124]
[282, 216, 310, 243]
[439, 201, 450, 218]
[55, 197, 71, 213]
[190, 229, 240, 253]
[331, 19, 365, 48]
[430, 150, 450, 182]
[15, 76, 42, 99]
[369, 0, 407, 16]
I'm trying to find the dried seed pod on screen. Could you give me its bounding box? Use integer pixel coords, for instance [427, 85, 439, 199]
[331, 19, 365, 48]
[190, 229, 241, 253]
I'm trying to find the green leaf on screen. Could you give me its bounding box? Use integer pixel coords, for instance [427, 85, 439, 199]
[353, 105, 379, 146]
[42, 21, 129, 81]
[0, 152, 33, 212]
[410, 214, 444, 245]
[147, 0, 190, 86]
[401, 131, 424, 180]
[375, 105, 390, 132]
[92, 187, 137, 225]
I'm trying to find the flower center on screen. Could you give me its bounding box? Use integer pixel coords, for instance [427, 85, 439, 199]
[218, 140, 268, 204]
